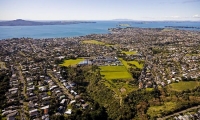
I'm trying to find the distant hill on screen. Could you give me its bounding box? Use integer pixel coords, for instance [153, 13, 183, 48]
[0, 19, 96, 26]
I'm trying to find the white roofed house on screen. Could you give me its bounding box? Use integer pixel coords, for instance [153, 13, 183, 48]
[60, 99, 66, 104]
[29, 109, 39, 118]
[39, 86, 47, 92]
[65, 109, 72, 115]
[82, 103, 89, 109]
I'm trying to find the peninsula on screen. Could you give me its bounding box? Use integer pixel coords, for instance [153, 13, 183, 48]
[165, 25, 200, 29]
[0, 19, 96, 26]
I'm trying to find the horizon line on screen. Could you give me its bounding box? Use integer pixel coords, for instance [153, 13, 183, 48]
[0, 19, 200, 22]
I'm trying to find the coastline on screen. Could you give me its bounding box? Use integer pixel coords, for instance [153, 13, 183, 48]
[0, 21, 200, 40]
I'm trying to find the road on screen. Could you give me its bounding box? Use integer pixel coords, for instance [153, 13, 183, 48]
[17, 64, 28, 120]
[157, 105, 200, 120]
[48, 71, 74, 99]
[17, 64, 26, 95]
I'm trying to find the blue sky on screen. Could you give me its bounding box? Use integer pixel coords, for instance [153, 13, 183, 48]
[0, 0, 200, 21]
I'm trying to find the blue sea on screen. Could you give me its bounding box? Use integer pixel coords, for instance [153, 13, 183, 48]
[0, 21, 200, 40]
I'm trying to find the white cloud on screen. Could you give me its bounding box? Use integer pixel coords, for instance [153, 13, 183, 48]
[170, 16, 180, 18]
[164, 15, 181, 18]
[164, 16, 181, 19]
[193, 14, 200, 18]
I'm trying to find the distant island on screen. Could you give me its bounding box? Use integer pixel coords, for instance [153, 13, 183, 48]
[0, 19, 96, 26]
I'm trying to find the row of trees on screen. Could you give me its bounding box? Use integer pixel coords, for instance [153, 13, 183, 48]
[59, 66, 109, 120]
[0, 71, 11, 119]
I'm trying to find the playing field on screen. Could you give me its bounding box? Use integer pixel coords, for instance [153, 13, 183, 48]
[82, 40, 105, 45]
[99, 66, 132, 79]
[169, 81, 199, 91]
[60, 58, 84, 67]
[99, 66, 137, 96]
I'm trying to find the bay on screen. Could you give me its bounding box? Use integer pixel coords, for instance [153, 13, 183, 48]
[0, 21, 200, 40]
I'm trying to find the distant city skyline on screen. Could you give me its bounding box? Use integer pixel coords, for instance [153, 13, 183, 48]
[0, 0, 200, 21]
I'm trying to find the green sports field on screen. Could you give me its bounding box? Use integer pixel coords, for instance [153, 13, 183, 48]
[99, 66, 132, 80]
[82, 40, 105, 45]
[60, 58, 84, 67]
[99, 66, 138, 96]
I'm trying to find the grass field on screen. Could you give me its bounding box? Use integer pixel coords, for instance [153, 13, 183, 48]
[147, 102, 177, 117]
[47, 91, 51, 96]
[103, 79, 138, 96]
[99, 66, 137, 96]
[0, 62, 6, 69]
[99, 66, 132, 80]
[119, 58, 143, 69]
[121, 51, 137, 55]
[99, 64, 137, 96]
[185, 53, 200, 56]
[82, 40, 106, 45]
[146, 88, 154, 91]
[105, 44, 115, 47]
[169, 81, 199, 91]
[60, 58, 84, 67]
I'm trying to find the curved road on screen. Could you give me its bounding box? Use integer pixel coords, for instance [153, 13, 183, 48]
[157, 105, 200, 120]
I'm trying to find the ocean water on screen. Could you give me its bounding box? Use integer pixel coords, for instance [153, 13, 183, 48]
[0, 21, 200, 40]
